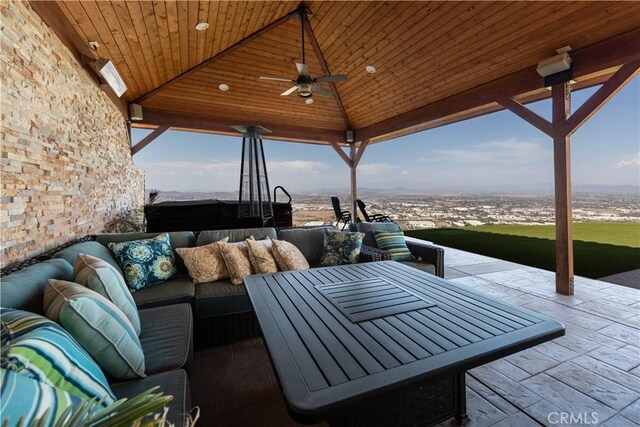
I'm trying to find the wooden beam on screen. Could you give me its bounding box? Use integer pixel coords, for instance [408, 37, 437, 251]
[29, 1, 129, 118]
[137, 108, 344, 145]
[329, 141, 353, 167]
[131, 126, 169, 155]
[353, 140, 369, 168]
[562, 60, 640, 137]
[366, 70, 615, 145]
[134, 8, 298, 104]
[552, 83, 574, 295]
[350, 143, 358, 223]
[498, 98, 553, 137]
[303, 14, 352, 129]
[356, 28, 640, 142]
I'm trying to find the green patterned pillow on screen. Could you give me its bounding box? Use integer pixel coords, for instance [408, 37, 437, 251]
[374, 231, 414, 261]
[107, 233, 177, 292]
[44, 280, 146, 379]
[320, 230, 364, 266]
[1, 308, 115, 406]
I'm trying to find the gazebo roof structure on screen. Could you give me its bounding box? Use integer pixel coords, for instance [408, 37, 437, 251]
[29, 0, 639, 294]
[33, 1, 640, 145]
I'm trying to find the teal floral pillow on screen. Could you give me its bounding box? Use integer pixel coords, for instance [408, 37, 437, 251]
[320, 230, 364, 266]
[108, 233, 177, 291]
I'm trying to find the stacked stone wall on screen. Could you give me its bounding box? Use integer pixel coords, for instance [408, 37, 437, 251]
[1, 2, 144, 267]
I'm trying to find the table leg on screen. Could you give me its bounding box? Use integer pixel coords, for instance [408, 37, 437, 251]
[454, 372, 469, 425]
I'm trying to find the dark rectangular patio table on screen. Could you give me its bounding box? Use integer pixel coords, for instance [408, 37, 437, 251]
[244, 261, 565, 426]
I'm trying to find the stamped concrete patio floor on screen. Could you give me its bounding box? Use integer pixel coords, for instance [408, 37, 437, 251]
[191, 246, 640, 427]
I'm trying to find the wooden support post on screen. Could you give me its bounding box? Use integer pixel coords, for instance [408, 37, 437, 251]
[552, 83, 574, 295]
[350, 143, 358, 224]
[131, 126, 169, 155]
[501, 61, 637, 295]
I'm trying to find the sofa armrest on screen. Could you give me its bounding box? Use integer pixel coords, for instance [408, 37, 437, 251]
[406, 240, 445, 278]
[359, 245, 392, 263]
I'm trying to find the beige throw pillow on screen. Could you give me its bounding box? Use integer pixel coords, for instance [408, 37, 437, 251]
[217, 237, 255, 285]
[246, 238, 278, 274]
[271, 238, 310, 271]
[176, 237, 229, 284]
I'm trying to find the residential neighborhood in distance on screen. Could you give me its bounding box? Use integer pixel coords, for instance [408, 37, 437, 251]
[147, 190, 639, 229]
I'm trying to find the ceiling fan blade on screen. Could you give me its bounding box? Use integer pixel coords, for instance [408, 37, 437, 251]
[314, 85, 331, 96]
[295, 63, 309, 77]
[315, 74, 348, 83]
[259, 76, 296, 83]
[281, 86, 299, 96]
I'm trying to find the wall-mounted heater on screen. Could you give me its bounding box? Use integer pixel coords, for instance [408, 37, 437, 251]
[232, 125, 274, 227]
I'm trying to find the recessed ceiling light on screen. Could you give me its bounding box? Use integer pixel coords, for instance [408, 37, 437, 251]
[366, 65, 376, 74]
[195, 22, 209, 31]
[218, 83, 229, 92]
[305, 98, 314, 105]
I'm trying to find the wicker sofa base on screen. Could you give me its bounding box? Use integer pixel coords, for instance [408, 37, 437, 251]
[195, 311, 261, 349]
[324, 373, 468, 427]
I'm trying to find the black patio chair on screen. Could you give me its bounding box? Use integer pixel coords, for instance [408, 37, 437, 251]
[357, 199, 391, 222]
[331, 197, 352, 230]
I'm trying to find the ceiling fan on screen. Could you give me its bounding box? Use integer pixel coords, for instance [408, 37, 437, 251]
[258, 9, 348, 99]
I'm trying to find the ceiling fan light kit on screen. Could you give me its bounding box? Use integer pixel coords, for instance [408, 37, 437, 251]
[257, 6, 348, 102]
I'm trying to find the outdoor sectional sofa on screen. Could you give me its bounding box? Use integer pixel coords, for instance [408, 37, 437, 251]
[0, 225, 444, 425]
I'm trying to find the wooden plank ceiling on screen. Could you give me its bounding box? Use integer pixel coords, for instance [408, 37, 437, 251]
[46, 1, 640, 144]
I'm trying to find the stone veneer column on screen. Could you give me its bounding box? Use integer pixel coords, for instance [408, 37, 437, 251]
[0, 2, 145, 267]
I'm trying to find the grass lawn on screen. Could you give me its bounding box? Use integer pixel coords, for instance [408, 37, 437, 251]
[405, 222, 640, 279]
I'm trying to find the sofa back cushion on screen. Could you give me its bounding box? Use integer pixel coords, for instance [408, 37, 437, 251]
[196, 228, 277, 245]
[356, 222, 401, 248]
[96, 232, 195, 274]
[0, 259, 72, 315]
[55, 241, 123, 275]
[277, 226, 338, 265]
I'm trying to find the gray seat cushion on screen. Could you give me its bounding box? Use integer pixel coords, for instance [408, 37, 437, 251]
[277, 226, 338, 265]
[401, 260, 436, 276]
[139, 304, 193, 375]
[356, 222, 401, 248]
[132, 276, 195, 309]
[110, 369, 191, 427]
[55, 241, 122, 275]
[0, 259, 72, 315]
[196, 228, 277, 245]
[195, 280, 251, 318]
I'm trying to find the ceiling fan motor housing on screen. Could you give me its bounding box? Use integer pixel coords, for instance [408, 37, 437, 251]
[297, 83, 313, 97]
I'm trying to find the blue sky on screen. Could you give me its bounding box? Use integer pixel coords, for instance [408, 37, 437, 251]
[133, 78, 639, 193]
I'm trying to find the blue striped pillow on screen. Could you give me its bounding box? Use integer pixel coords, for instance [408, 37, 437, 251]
[374, 231, 414, 261]
[0, 308, 115, 406]
[0, 368, 84, 426]
[43, 280, 145, 379]
[73, 253, 141, 335]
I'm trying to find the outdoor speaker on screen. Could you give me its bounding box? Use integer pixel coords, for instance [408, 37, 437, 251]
[346, 130, 354, 143]
[129, 103, 143, 121]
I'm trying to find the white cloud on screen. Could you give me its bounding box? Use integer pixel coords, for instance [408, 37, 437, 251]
[268, 160, 331, 175]
[612, 153, 640, 170]
[358, 163, 399, 175]
[421, 139, 550, 165]
[136, 159, 333, 191]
